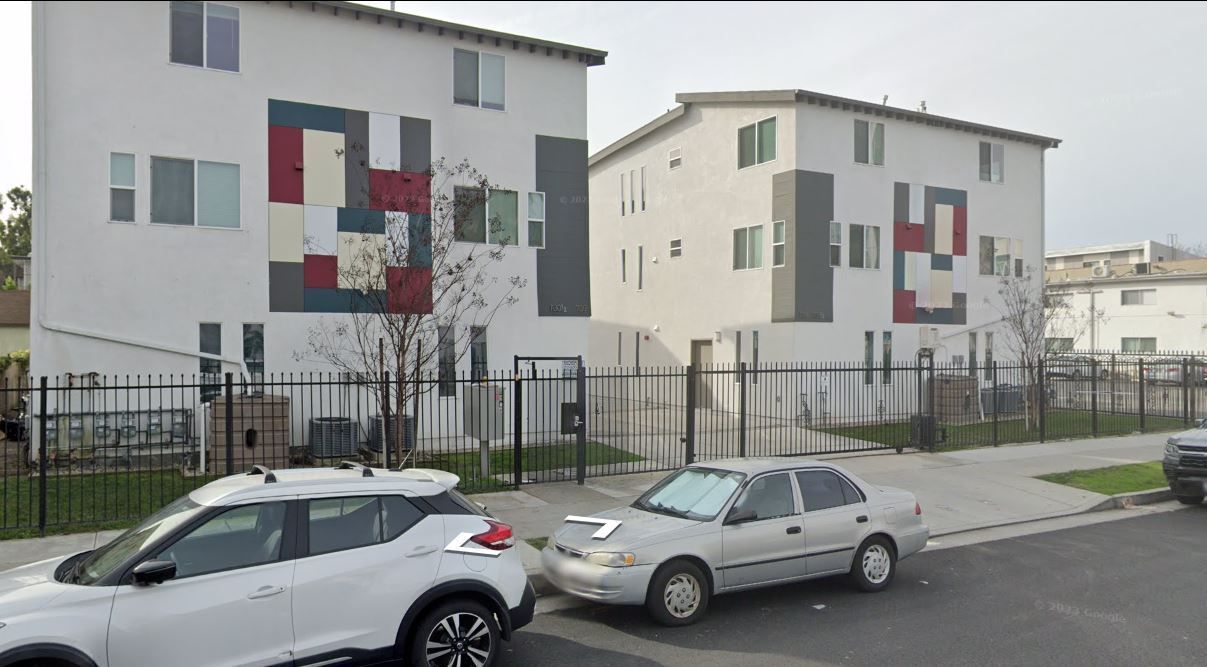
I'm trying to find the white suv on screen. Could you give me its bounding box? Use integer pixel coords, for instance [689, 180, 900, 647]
[0, 463, 534, 667]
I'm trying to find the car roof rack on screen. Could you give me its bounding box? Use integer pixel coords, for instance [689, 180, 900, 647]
[336, 461, 374, 477]
[247, 465, 277, 483]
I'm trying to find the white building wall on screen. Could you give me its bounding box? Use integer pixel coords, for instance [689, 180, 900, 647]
[32, 1, 592, 382]
[1049, 278, 1207, 351]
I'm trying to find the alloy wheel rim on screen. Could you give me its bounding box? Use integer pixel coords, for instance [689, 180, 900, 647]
[862, 544, 891, 584]
[664, 573, 701, 618]
[425, 612, 492, 667]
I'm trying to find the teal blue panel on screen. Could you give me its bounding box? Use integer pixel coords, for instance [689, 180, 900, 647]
[337, 208, 386, 234]
[268, 99, 345, 133]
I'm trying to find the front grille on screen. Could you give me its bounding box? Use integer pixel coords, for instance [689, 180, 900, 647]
[555, 543, 586, 559]
[1180, 455, 1207, 469]
[1179, 444, 1207, 454]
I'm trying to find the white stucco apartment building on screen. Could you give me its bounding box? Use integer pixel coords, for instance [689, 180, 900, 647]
[31, 1, 603, 382]
[587, 90, 1060, 371]
[1045, 240, 1196, 272]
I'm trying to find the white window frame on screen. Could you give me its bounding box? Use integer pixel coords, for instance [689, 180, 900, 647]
[669, 238, 683, 258]
[737, 115, 777, 170]
[149, 155, 242, 230]
[854, 119, 885, 166]
[452, 49, 506, 112]
[829, 221, 842, 268]
[668, 147, 682, 170]
[732, 224, 765, 271]
[109, 152, 137, 224]
[979, 141, 1005, 184]
[526, 191, 545, 249]
[771, 220, 786, 267]
[1121, 289, 1156, 306]
[849, 224, 881, 270]
[168, 2, 241, 74]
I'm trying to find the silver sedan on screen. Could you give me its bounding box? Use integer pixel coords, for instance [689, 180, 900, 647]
[541, 458, 929, 625]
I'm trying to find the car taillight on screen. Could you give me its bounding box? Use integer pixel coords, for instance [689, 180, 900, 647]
[915, 502, 922, 516]
[469, 520, 515, 551]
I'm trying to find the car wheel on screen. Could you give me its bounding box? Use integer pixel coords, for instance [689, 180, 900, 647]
[409, 599, 499, 667]
[646, 559, 710, 626]
[850, 536, 896, 592]
[1175, 494, 1204, 506]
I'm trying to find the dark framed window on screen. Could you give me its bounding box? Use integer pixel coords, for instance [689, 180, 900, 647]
[796, 470, 862, 512]
[437, 326, 456, 397]
[308, 497, 382, 555]
[729, 473, 795, 521]
[454, 186, 486, 243]
[199, 322, 221, 402]
[157, 501, 286, 578]
[170, 2, 239, 72]
[469, 326, 488, 379]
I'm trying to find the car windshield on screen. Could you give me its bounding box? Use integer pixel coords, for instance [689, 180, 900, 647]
[633, 467, 746, 521]
[73, 495, 206, 585]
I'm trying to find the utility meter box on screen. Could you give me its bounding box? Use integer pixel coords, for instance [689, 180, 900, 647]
[464, 384, 505, 440]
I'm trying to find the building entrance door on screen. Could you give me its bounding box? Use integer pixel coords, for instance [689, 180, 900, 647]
[690, 340, 714, 410]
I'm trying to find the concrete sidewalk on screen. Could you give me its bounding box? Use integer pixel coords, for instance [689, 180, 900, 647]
[469, 432, 1169, 572]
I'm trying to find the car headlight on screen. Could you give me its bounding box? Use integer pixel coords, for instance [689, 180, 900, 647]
[1166, 442, 1180, 458]
[585, 552, 636, 567]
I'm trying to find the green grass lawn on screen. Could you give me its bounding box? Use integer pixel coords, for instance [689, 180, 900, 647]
[820, 410, 1188, 450]
[427, 441, 643, 493]
[1, 471, 219, 540]
[523, 536, 548, 551]
[1037, 461, 1168, 496]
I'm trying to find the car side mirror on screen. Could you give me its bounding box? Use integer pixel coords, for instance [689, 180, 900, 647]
[724, 508, 757, 525]
[132, 559, 177, 586]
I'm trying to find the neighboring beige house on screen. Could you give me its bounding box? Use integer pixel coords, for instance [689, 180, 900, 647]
[0, 289, 30, 355]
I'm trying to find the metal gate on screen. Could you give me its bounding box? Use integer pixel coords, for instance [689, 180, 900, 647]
[512, 356, 587, 486]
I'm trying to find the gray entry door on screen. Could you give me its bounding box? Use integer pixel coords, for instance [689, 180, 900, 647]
[690, 340, 714, 409]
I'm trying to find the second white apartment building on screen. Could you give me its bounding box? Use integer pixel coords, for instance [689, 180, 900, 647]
[588, 90, 1061, 370]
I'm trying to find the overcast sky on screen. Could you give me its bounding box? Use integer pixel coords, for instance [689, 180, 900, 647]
[2, 1, 1205, 249]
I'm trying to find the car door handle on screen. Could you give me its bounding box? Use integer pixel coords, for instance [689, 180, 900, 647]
[856, 515, 869, 524]
[786, 526, 802, 535]
[247, 586, 286, 600]
[406, 545, 439, 558]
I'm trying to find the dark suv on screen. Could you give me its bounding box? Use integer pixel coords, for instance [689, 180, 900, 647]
[1164, 421, 1207, 505]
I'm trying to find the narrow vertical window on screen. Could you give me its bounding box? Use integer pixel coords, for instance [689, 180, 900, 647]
[882, 331, 893, 384]
[480, 53, 506, 111]
[242, 323, 264, 386]
[865, 225, 880, 269]
[196, 161, 240, 228]
[199, 322, 222, 401]
[487, 189, 518, 246]
[629, 170, 636, 214]
[151, 157, 195, 226]
[735, 331, 742, 372]
[621, 248, 627, 284]
[617, 331, 622, 365]
[640, 166, 646, 211]
[170, 2, 204, 67]
[864, 331, 874, 385]
[437, 326, 456, 396]
[738, 124, 757, 169]
[829, 222, 842, 267]
[871, 122, 885, 166]
[619, 172, 626, 217]
[469, 326, 488, 380]
[527, 192, 545, 248]
[637, 245, 644, 290]
[849, 224, 865, 268]
[454, 186, 487, 243]
[205, 3, 240, 72]
[752, 331, 760, 385]
[968, 332, 978, 377]
[980, 141, 1004, 183]
[109, 153, 136, 222]
[757, 117, 777, 163]
[772, 221, 786, 267]
[984, 332, 994, 381]
[668, 147, 682, 170]
[854, 119, 870, 164]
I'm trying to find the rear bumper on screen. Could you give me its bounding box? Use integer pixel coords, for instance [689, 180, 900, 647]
[541, 547, 655, 605]
[895, 523, 930, 560]
[507, 580, 536, 633]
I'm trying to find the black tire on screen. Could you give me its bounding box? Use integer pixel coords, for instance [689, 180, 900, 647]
[1175, 495, 1204, 506]
[645, 559, 710, 626]
[408, 598, 499, 667]
[849, 535, 897, 592]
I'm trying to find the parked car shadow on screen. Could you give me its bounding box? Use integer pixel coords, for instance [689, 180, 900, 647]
[498, 631, 663, 666]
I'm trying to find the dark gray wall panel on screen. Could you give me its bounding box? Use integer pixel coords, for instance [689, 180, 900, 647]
[535, 135, 590, 317]
[793, 170, 835, 322]
[400, 117, 431, 173]
[269, 262, 303, 312]
[923, 186, 936, 254]
[771, 171, 797, 322]
[893, 182, 909, 222]
[344, 110, 370, 208]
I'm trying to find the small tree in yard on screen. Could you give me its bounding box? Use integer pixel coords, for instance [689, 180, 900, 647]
[298, 158, 525, 464]
[991, 266, 1094, 429]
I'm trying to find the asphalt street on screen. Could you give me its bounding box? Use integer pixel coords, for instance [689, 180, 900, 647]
[501, 507, 1207, 666]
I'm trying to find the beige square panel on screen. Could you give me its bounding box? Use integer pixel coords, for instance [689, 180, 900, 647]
[303, 129, 346, 208]
[268, 203, 303, 263]
[930, 268, 953, 309]
[336, 231, 386, 290]
[933, 204, 954, 255]
[904, 251, 917, 290]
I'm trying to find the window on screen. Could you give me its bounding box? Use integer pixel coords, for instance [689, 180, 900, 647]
[640, 166, 646, 211]
[629, 170, 636, 214]
[968, 332, 978, 377]
[637, 245, 644, 289]
[829, 222, 842, 267]
[796, 470, 862, 512]
[849, 224, 881, 269]
[979, 141, 1004, 183]
[979, 236, 1021, 276]
[170, 2, 239, 72]
[772, 221, 786, 267]
[1045, 337, 1074, 353]
[737, 117, 776, 168]
[109, 153, 135, 222]
[730, 473, 795, 521]
[308, 497, 381, 555]
[469, 326, 488, 379]
[732, 225, 764, 270]
[487, 189, 518, 246]
[199, 322, 221, 402]
[159, 502, 285, 578]
[151, 157, 240, 228]
[527, 192, 545, 248]
[864, 331, 874, 385]
[619, 173, 625, 217]
[668, 147, 682, 170]
[242, 323, 263, 382]
[437, 326, 455, 397]
[454, 186, 486, 243]
[1121, 337, 1157, 353]
[734, 331, 742, 370]
[854, 119, 885, 166]
[453, 49, 504, 110]
[1121, 289, 1156, 306]
[882, 332, 893, 384]
[669, 238, 683, 258]
[382, 496, 425, 540]
[621, 249, 627, 284]
[636, 467, 746, 521]
[984, 332, 994, 380]
[752, 331, 760, 385]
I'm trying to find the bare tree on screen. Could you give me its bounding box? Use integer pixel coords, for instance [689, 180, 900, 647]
[992, 266, 1094, 429]
[296, 158, 525, 463]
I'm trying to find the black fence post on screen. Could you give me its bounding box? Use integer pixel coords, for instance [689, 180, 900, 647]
[738, 362, 748, 457]
[224, 372, 234, 475]
[512, 360, 523, 490]
[1139, 359, 1147, 433]
[1038, 359, 1046, 443]
[37, 376, 48, 537]
[992, 362, 999, 447]
[1110, 354, 1118, 414]
[685, 365, 697, 465]
[927, 356, 936, 452]
[381, 371, 391, 469]
[1182, 358, 1190, 427]
[1091, 360, 1099, 437]
[575, 356, 587, 486]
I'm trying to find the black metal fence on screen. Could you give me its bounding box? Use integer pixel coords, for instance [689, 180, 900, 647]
[2, 354, 1202, 537]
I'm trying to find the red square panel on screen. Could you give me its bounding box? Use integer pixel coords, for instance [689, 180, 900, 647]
[894, 221, 925, 253]
[893, 289, 917, 324]
[268, 125, 303, 204]
[369, 170, 431, 214]
[952, 206, 967, 256]
[387, 267, 433, 314]
[304, 254, 338, 289]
